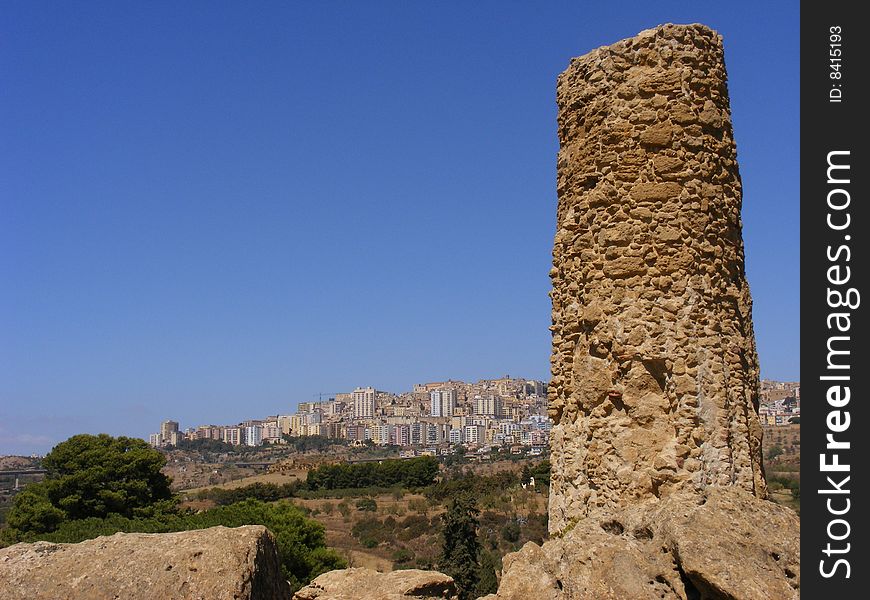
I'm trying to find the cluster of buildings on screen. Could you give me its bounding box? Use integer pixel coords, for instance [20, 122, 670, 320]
[147, 377, 552, 453]
[759, 380, 800, 426]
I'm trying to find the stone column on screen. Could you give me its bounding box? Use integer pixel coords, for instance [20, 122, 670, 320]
[548, 23, 766, 533]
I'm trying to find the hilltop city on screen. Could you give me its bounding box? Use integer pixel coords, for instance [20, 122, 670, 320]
[147, 376, 551, 457]
[146, 376, 800, 456]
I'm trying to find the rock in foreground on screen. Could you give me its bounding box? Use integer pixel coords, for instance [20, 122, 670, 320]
[493, 488, 799, 600]
[0, 525, 291, 600]
[294, 567, 457, 600]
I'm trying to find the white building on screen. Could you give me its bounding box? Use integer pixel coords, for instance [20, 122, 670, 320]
[371, 424, 391, 445]
[353, 387, 377, 420]
[499, 421, 520, 436]
[223, 427, 242, 445]
[473, 395, 503, 418]
[464, 425, 484, 445]
[245, 425, 263, 447]
[430, 389, 457, 417]
[448, 428, 463, 444]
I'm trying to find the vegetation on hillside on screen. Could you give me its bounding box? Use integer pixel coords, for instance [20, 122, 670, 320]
[2, 433, 553, 586]
[193, 481, 302, 506]
[0, 434, 344, 592]
[306, 456, 439, 490]
[335, 466, 549, 573]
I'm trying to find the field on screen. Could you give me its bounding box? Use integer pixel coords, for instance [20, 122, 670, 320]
[762, 424, 800, 513]
[180, 457, 550, 572]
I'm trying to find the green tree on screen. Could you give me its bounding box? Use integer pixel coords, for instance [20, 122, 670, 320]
[5, 485, 64, 534]
[439, 494, 483, 600]
[6, 434, 173, 536]
[475, 550, 499, 597]
[305, 456, 439, 491]
[766, 445, 784, 461]
[41, 434, 173, 521]
[501, 520, 520, 543]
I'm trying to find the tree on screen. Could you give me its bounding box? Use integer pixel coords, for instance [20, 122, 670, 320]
[5, 486, 64, 534]
[501, 520, 520, 543]
[439, 494, 483, 600]
[305, 456, 439, 490]
[475, 550, 499, 597]
[766, 445, 784, 461]
[7, 434, 173, 535]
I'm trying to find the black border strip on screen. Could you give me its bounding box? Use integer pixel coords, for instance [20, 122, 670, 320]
[801, 1, 867, 594]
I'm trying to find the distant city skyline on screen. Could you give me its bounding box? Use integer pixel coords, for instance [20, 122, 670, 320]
[145, 375, 551, 451]
[0, 2, 799, 455]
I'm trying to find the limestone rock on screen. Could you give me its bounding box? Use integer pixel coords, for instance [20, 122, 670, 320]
[0, 525, 291, 600]
[294, 567, 458, 600]
[550, 22, 767, 533]
[492, 488, 800, 600]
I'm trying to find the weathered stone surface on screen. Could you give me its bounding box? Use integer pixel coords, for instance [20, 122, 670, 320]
[294, 567, 457, 600]
[493, 488, 800, 600]
[549, 23, 767, 533]
[0, 525, 291, 600]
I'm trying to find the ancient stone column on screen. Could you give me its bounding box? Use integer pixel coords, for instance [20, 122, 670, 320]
[548, 23, 767, 533]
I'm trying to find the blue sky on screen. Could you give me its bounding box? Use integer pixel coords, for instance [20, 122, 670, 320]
[0, 1, 799, 455]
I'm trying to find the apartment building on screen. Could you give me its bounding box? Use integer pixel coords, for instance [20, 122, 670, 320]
[353, 387, 376, 420]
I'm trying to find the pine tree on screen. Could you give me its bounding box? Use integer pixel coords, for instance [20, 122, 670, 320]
[475, 550, 499, 597]
[439, 494, 483, 600]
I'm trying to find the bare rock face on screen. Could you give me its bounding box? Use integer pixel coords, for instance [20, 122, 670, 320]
[548, 22, 767, 532]
[294, 567, 458, 600]
[0, 525, 291, 600]
[493, 488, 799, 600]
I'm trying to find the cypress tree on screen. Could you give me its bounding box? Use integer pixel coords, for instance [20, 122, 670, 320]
[439, 494, 483, 600]
[475, 550, 499, 597]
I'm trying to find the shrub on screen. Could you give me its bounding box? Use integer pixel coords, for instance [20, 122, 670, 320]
[501, 521, 521, 543]
[392, 548, 414, 564]
[356, 498, 377, 512]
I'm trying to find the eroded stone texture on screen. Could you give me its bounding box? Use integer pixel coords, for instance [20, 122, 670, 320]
[294, 568, 458, 600]
[0, 526, 291, 600]
[492, 488, 800, 600]
[548, 23, 767, 533]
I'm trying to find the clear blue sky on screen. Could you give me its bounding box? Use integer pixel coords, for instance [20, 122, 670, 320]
[0, 1, 799, 455]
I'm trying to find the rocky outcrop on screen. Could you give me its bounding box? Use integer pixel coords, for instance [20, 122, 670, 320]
[548, 22, 767, 533]
[492, 488, 799, 600]
[294, 567, 458, 600]
[0, 525, 291, 600]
